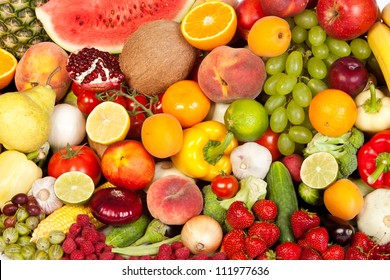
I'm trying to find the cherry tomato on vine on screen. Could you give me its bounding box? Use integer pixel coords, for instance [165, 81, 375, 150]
[47, 145, 102, 186]
[255, 128, 282, 161]
[150, 93, 164, 114]
[211, 173, 239, 199]
[126, 112, 147, 139]
[104, 93, 127, 108]
[77, 91, 102, 114]
[125, 95, 149, 112]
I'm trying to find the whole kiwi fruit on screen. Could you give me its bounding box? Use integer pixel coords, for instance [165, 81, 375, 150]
[119, 20, 199, 97]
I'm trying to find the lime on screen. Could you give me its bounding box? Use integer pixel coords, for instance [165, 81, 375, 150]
[53, 171, 95, 205]
[298, 182, 324, 206]
[224, 98, 269, 142]
[300, 152, 339, 190]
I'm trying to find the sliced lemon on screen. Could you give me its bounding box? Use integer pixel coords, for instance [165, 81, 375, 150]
[54, 171, 95, 205]
[86, 101, 130, 145]
[300, 152, 339, 190]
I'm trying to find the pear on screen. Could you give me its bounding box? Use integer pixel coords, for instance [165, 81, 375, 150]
[0, 85, 56, 153]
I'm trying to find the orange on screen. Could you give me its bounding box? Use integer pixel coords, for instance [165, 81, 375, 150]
[324, 178, 364, 220]
[162, 80, 211, 128]
[308, 89, 357, 137]
[141, 113, 183, 159]
[180, 1, 237, 50]
[0, 48, 18, 91]
[247, 16, 291, 57]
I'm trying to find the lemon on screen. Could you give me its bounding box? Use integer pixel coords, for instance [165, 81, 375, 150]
[224, 98, 269, 142]
[54, 171, 95, 205]
[86, 101, 130, 145]
[300, 152, 339, 190]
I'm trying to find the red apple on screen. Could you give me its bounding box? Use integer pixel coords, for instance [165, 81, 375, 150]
[235, 0, 266, 40]
[101, 139, 155, 191]
[316, 0, 378, 41]
[259, 0, 309, 18]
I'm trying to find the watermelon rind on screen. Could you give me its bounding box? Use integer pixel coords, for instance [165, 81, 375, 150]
[35, 0, 197, 54]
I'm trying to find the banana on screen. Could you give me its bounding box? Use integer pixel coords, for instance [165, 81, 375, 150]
[382, 2, 390, 27]
[367, 21, 390, 90]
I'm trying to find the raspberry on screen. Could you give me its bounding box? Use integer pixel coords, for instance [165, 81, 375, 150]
[210, 252, 228, 260]
[190, 253, 209, 260]
[76, 214, 91, 227]
[171, 241, 184, 252]
[139, 255, 153, 260]
[68, 223, 82, 237]
[128, 256, 140, 260]
[94, 242, 106, 254]
[99, 251, 115, 260]
[174, 246, 190, 260]
[85, 253, 98, 260]
[70, 249, 85, 260]
[157, 243, 172, 257]
[114, 254, 124, 260]
[74, 236, 86, 247]
[62, 237, 77, 255]
[81, 227, 101, 243]
[154, 254, 173, 260]
[98, 231, 106, 242]
[80, 240, 95, 255]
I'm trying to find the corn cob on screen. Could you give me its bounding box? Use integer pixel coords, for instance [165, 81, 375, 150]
[31, 204, 104, 242]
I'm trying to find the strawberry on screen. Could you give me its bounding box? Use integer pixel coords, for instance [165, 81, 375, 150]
[290, 209, 320, 239]
[300, 247, 322, 260]
[220, 228, 246, 258]
[304, 226, 329, 253]
[322, 244, 345, 260]
[247, 221, 280, 247]
[344, 246, 367, 260]
[255, 249, 276, 260]
[275, 242, 302, 260]
[226, 201, 254, 229]
[244, 235, 268, 259]
[251, 199, 278, 222]
[230, 250, 250, 260]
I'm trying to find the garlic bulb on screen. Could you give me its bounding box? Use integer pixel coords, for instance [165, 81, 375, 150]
[31, 176, 63, 214]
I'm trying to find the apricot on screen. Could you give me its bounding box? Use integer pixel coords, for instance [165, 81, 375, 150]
[197, 46, 266, 103]
[146, 175, 203, 225]
[14, 42, 71, 103]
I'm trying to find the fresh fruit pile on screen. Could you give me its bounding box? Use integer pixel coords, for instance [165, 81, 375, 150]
[2, 0, 390, 261]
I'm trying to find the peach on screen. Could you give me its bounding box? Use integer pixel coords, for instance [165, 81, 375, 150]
[197, 46, 266, 103]
[14, 42, 71, 103]
[146, 175, 203, 225]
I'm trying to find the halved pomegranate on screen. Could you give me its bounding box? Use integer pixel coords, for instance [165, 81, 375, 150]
[66, 47, 124, 92]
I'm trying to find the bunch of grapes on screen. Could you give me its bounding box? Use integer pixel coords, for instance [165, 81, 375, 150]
[0, 193, 65, 260]
[262, 8, 373, 156]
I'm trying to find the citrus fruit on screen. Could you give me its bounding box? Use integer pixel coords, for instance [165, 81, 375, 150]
[86, 101, 130, 145]
[308, 89, 357, 137]
[141, 113, 183, 159]
[0, 48, 18, 90]
[224, 98, 269, 142]
[247, 16, 291, 57]
[300, 152, 339, 190]
[53, 171, 95, 205]
[180, 1, 237, 50]
[324, 178, 364, 220]
[162, 80, 211, 128]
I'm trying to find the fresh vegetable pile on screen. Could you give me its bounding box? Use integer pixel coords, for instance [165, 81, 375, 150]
[2, 0, 390, 261]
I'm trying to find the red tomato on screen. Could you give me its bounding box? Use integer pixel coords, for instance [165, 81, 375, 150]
[255, 128, 282, 161]
[48, 145, 102, 186]
[126, 112, 147, 139]
[77, 91, 102, 114]
[125, 94, 149, 113]
[149, 93, 164, 114]
[71, 82, 96, 97]
[211, 173, 239, 199]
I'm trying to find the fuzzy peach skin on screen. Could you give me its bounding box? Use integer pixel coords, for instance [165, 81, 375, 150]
[146, 175, 204, 225]
[197, 45, 266, 103]
[14, 42, 71, 103]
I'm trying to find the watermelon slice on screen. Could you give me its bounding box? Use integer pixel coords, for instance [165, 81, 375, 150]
[35, 0, 196, 53]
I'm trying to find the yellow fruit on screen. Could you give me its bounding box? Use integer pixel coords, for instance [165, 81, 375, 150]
[86, 101, 130, 145]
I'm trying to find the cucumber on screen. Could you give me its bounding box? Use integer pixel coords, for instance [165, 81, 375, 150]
[105, 214, 151, 248]
[266, 161, 299, 243]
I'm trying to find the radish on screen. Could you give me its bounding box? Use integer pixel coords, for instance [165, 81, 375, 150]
[281, 153, 304, 182]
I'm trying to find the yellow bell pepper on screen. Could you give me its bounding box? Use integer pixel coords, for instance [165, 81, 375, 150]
[171, 120, 238, 181]
[0, 150, 42, 208]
